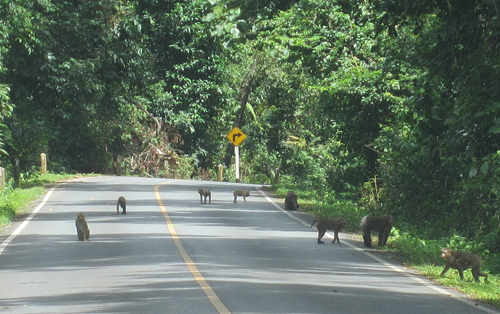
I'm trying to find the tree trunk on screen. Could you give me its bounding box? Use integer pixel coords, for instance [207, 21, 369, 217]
[224, 56, 259, 167]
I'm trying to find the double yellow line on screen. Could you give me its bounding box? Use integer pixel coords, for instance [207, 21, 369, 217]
[154, 181, 230, 314]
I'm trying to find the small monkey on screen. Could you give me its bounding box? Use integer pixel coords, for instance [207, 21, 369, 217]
[284, 191, 299, 211]
[198, 188, 211, 204]
[117, 196, 126, 214]
[440, 248, 488, 282]
[311, 218, 346, 244]
[75, 213, 90, 241]
[233, 190, 250, 203]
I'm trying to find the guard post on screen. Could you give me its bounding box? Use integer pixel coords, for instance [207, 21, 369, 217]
[40, 153, 47, 174]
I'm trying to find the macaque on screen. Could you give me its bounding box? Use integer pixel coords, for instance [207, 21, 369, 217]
[75, 213, 90, 241]
[440, 248, 488, 282]
[311, 218, 346, 244]
[233, 190, 250, 203]
[359, 215, 394, 247]
[198, 188, 211, 204]
[117, 196, 127, 214]
[284, 191, 299, 211]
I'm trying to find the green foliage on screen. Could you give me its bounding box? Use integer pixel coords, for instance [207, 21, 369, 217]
[0, 187, 42, 226]
[359, 176, 383, 215]
[1, 0, 499, 304]
[387, 228, 445, 266]
[273, 181, 361, 230]
[388, 229, 500, 307]
[1, 0, 500, 262]
[174, 155, 196, 180]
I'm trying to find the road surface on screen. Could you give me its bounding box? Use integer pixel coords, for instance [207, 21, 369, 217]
[0, 176, 496, 314]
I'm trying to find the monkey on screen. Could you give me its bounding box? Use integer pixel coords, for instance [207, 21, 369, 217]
[440, 248, 488, 282]
[198, 188, 212, 204]
[232, 190, 250, 203]
[284, 191, 299, 211]
[359, 215, 394, 247]
[116, 196, 126, 214]
[311, 218, 346, 244]
[75, 213, 90, 241]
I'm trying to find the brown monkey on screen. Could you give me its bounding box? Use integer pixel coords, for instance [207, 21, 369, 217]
[75, 213, 90, 241]
[233, 190, 250, 203]
[198, 188, 211, 204]
[284, 191, 299, 211]
[359, 215, 394, 247]
[440, 248, 488, 282]
[311, 218, 346, 244]
[117, 196, 126, 214]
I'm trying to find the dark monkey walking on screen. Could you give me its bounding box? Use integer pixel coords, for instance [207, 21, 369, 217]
[284, 191, 299, 211]
[117, 196, 126, 214]
[359, 215, 394, 247]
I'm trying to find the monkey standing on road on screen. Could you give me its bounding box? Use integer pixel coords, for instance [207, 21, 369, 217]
[284, 191, 299, 211]
[359, 215, 394, 247]
[117, 196, 126, 214]
[75, 213, 90, 241]
[198, 188, 211, 204]
[232, 190, 250, 203]
[311, 218, 346, 244]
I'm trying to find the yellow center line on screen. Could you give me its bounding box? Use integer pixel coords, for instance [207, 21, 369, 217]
[155, 181, 231, 314]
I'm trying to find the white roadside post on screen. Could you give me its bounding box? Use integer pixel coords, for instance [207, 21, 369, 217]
[40, 153, 47, 174]
[226, 126, 247, 182]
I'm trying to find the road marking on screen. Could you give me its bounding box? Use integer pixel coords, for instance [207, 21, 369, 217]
[256, 186, 312, 227]
[256, 186, 499, 314]
[0, 185, 56, 256]
[155, 181, 231, 314]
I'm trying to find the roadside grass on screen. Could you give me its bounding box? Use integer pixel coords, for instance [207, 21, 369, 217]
[0, 173, 82, 229]
[387, 232, 500, 308]
[271, 184, 500, 309]
[271, 185, 365, 232]
[418, 264, 500, 306]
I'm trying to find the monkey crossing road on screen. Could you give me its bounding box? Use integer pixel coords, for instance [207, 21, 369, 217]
[0, 176, 496, 314]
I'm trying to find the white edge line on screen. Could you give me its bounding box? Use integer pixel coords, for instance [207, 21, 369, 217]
[0, 177, 86, 256]
[256, 186, 499, 314]
[0, 185, 56, 255]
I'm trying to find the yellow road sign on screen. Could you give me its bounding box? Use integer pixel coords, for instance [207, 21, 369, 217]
[226, 126, 247, 146]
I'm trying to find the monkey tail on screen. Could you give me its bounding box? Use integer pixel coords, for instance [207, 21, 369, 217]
[310, 218, 319, 228]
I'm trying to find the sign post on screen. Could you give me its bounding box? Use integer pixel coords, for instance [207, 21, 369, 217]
[234, 145, 240, 182]
[226, 126, 247, 182]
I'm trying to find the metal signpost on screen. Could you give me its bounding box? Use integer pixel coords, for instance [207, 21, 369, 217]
[226, 126, 247, 182]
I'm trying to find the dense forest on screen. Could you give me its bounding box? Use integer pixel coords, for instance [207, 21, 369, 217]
[1, 0, 499, 254]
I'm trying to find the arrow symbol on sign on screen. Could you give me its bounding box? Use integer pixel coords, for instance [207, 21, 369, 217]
[233, 133, 242, 142]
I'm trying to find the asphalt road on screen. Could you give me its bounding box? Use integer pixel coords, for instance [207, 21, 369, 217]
[0, 176, 497, 314]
